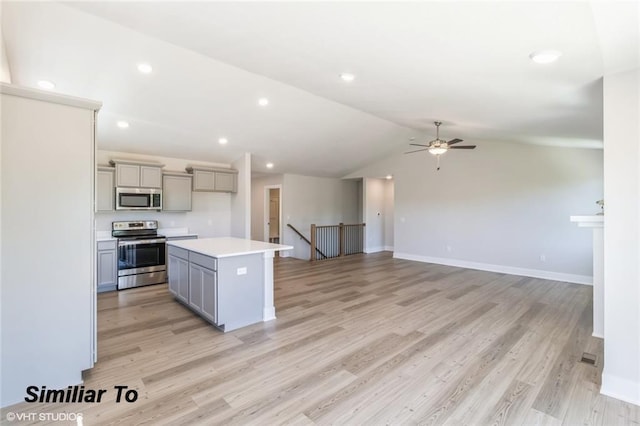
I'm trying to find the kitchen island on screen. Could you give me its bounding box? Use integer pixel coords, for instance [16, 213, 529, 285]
[166, 237, 292, 332]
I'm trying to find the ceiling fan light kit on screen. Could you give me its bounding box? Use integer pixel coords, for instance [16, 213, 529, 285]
[405, 121, 476, 170]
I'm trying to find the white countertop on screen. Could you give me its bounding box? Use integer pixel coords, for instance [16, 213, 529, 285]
[158, 227, 197, 238]
[96, 231, 115, 241]
[570, 215, 604, 228]
[96, 227, 197, 241]
[167, 237, 293, 258]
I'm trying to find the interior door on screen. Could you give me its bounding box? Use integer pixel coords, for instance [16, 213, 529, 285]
[268, 188, 280, 243]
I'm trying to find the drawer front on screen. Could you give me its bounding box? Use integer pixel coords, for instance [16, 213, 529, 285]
[97, 240, 117, 251]
[189, 252, 217, 271]
[168, 245, 189, 261]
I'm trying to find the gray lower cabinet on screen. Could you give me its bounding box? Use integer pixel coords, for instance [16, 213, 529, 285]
[167, 245, 263, 332]
[96, 167, 115, 211]
[162, 172, 192, 211]
[168, 246, 190, 303]
[189, 263, 217, 323]
[97, 240, 117, 293]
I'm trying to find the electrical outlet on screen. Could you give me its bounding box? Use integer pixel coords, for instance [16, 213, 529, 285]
[237, 267, 247, 275]
[446, 245, 452, 252]
[540, 254, 546, 262]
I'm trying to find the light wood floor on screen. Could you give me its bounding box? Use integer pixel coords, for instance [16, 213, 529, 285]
[3, 252, 639, 425]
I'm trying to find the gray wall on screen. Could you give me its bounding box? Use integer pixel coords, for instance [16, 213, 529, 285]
[363, 178, 395, 252]
[346, 139, 603, 282]
[230, 153, 251, 238]
[251, 174, 284, 241]
[282, 174, 359, 259]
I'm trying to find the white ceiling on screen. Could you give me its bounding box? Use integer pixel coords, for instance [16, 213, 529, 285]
[2, 1, 637, 177]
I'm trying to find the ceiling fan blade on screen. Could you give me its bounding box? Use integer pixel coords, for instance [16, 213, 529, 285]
[409, 143, 430, 147]
[447, 138, 464, 145]
[404, 148, 429, 154]
[450, 145, 476, 149]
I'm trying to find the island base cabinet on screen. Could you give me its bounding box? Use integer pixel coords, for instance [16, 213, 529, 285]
[216, 254, 264, 331]
[189, 263, 217, 324]
[168, 248, 189, 304]
[167, 247, 264, 332]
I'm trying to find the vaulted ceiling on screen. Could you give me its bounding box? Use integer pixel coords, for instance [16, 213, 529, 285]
[2, 1, 637, 177]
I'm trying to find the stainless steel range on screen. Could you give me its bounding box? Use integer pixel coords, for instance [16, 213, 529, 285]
[112, 220, 167, 290]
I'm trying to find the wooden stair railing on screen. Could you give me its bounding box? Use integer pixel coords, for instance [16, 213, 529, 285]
[286, 224, 327, 260]
[310, 223, 366, 261]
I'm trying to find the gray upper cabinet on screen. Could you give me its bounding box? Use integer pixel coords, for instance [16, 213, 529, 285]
[140, 166, 162, 188]
[214, 171, 237, 192]
[110, 159, 163, 188]
[192, 169, 215, 192]
[162, 172, 192, 211]
[186, 165, 238, 193]
[96, 166, 115, 211]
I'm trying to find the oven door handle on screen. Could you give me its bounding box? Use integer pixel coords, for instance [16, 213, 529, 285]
[118, 238, 166, 246]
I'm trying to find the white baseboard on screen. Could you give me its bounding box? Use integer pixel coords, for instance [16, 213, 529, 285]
[392, 252, 593, 285]
[364, 246, 385, 253]
[262, 307, 276, 322]
[601, 373, 640, 406]
[365, 246, 394, 254]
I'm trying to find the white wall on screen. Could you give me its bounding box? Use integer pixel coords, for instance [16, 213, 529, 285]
[601, 68, 640, 406]
[346, 140, 603, 283]
[364, 178, 386, 253]
[230, 153, 251, 238]
[1, 28, 11, 83]
[95, 150, 232, 237]
[1, 87, 99, 406]
[251, 174, 284, 241]
[282, 174, 359, 259]
[363, 177, 395, 252]
[384, 179, 395, 249]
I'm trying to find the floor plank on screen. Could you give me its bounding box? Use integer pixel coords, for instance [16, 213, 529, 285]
[2, 252, 638, 425]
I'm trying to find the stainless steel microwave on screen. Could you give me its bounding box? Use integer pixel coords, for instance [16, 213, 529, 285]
[115, 187, 162, 210]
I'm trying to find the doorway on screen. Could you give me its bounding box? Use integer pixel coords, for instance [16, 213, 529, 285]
[264, 185, 282, 244]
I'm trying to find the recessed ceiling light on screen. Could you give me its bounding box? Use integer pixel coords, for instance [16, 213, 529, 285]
[117, 121, 130, 129]
[218, 137, 228, 145]
[37, 80, 55, 90]
[266, 162, 274, 169]
[386, 175, 393, 180]
[258, 98, 269, 107]
[529, 50, 562, 64]
[137, 63, 153, 74]
[340, 73, 355, 82]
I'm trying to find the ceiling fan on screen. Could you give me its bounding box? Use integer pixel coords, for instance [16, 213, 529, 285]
[405, 121, 476, 170]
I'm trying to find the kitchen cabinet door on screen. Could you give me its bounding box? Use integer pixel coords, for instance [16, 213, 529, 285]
[187, 263, 217, 323]
[192, 169, 215, 192]
[140, 165, 162, 188]
[97, 240, 117, 293]
[168, 254, 189, 302]
[200, 267, 217, 323]
[115, 163, 140, 187]
[189, 263, 204, 312]
[96, 167, 115, 211]
[162, 173, 192, 211]
[214, 171, 237, 193]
